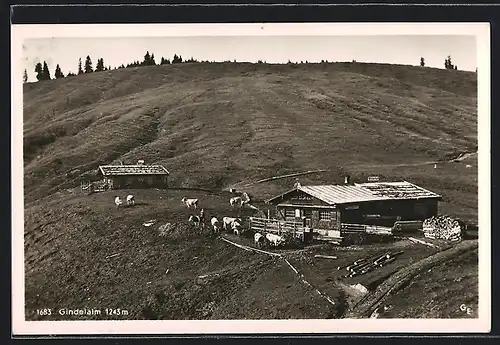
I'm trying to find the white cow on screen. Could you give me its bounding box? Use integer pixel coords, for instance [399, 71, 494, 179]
[222, 216, 240, 231]
[114, 196, 123, 208]
[265, 233, 286, 247]
[232, 221, 242, 235]
[242, 192, 251, 203]
[182, 198, 199, 210]
[126, 194, 135, 206]
[230, 197, 244, 208]
[188, 215, 201, 228]
[254, 232, 265, 248]
[210, 217, 220, 232]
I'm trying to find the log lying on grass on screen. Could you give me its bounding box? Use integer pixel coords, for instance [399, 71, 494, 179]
[341, 251, 404, 278]
[314, 255, 338, 260]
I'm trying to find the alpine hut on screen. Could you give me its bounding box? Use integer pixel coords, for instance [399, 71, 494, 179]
[265, 179, 442, 239]
[97, 160, 169, 189]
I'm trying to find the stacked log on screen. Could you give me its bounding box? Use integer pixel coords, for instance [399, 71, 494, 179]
[339, 251, 404, 278]
[423, 215, 462, 242]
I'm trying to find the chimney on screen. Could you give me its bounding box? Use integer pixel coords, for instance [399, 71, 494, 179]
[294, 178, 301, 189]
[344, 175, 351, 185]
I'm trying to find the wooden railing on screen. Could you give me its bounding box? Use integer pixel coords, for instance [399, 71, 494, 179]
[340, 223, 366, 233]
[341, 223, 393, 235]
[249, 217, 305, 235]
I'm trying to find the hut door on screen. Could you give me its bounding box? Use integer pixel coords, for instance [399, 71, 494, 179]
[311, 210, 319, 228]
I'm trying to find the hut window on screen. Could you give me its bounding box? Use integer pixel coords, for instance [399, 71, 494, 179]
[319, 210, 331, 221]
[303, 209, 312, 219]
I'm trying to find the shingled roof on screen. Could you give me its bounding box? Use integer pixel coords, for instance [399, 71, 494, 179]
[98, 165, 169, 176]
[355, 181, 441, 200]
[266, 181, 441, 205]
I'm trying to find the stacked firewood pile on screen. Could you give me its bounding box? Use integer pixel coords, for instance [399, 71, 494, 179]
[423, 215, 462, 241]
[338, 251, 404, 278]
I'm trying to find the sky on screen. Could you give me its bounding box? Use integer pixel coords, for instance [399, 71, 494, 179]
[21, 35, 477, 82]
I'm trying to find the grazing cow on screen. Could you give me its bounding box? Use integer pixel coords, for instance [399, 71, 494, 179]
[254, 232, 265, 248]
[126, 194, 135, 206]
[241, 192, 251, 204]
[188, 215, 201, 228]
[222, 216, 240, 231]
[114, 196, 123, 208]
[210, 217, 220, 232]
[230, 197, 244, 208]
[232, 220, 242, 236]
[265, 233, 286, 247]
[181, 198, 199, 210]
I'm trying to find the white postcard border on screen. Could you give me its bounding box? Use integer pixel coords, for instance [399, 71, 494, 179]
[11, 22, 491, 335]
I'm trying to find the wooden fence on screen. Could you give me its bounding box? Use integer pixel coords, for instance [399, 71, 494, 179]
[341, 223, 393, 235]
[249, 218, 395, 243]
[249, 217, 305, 237]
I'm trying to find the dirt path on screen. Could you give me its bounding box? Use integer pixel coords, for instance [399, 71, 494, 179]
[344, 240, 478, 318]
[219, 236, 337, 307]
[228, 151, 477, 189]
[229, 169, 329, 189]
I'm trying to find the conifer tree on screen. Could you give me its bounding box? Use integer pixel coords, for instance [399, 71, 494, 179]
[35, 62, 43, 81]
[54, 64, 65, 79]
[84, 55, 93, 73]
[42, 61, 51, 80]
[95, 58, 104, 72]
[23, 69, 28, 83]
[78, 58, 84, 75]
[143, 51, 151, 66]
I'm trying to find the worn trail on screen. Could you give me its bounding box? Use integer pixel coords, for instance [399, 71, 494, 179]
[219, 236, 336, 307]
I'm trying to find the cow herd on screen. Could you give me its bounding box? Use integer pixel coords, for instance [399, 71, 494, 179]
[180, 192, 246, 236]
[112, 189, 288, 249]
[180, 192, 287, 249]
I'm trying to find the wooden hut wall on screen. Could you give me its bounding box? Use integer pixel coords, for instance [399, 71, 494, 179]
[109, 174, 168, 189]
[339, 198, 440, 226]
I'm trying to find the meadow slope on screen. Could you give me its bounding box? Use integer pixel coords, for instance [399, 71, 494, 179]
[22, 62, 479, 320]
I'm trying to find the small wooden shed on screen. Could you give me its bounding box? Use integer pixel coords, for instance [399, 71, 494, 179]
[97, 162, 169, 189]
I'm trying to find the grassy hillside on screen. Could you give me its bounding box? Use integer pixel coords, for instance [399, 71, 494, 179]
[22, 62, 479, 320]
[23, 62, 477, 213]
